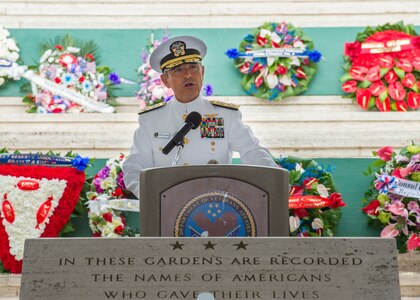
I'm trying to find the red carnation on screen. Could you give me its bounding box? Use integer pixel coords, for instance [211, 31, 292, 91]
[78, 76, 85, 83]
[84, 53, 95, 62]
[361, 200, 380, 216]
[344, 42, 362, 60]
[384, 70, 398, 84]
[366, 66, 381, 82]
[378, 56, 394, 68]
[55, 45, 64, 51]
[342, 80, 358, 93]
[102, 212, 113, 222]
[401, 73, 416, 88]
[293, 208, 309, 218]
[375, 97, 390, 112]
[408, 92, 420, 109]
[276, 65, 288, 75]
[52, 107, 63, 113]
[329, 192, 346, 209]
[114, 225, 124, 235]
[112, 187, 123, 198]
[55, 77, 61, 84]
[356, 88, 371, 110]
[349, 65, 367, 81]
[396, 59, 413, 73]
[377, 146, 393, 161]
[369, 81, 386, 96]
[388, 82, 406, 101]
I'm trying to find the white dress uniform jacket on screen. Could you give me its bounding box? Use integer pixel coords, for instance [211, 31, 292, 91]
[123, 95, 277, 199]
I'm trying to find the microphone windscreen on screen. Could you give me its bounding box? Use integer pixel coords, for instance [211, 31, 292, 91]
[185, 111, 202, 129]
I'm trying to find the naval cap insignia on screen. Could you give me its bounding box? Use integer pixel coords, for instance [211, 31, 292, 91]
[170, 41, 186, 57]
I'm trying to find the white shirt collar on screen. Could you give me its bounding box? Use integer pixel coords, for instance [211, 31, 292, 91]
[171, 94, 204, 114]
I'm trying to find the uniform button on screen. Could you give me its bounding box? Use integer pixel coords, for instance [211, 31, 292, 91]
[211, 148, 216, 151]
[211, 141, 215, 146]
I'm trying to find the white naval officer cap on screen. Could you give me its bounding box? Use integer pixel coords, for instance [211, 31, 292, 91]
[149, 35, 207, 73]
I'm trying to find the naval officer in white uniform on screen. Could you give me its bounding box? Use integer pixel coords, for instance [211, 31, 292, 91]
[123, 35, 277, 199]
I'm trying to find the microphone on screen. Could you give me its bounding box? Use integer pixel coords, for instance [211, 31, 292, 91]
[162, 111, 202, 155]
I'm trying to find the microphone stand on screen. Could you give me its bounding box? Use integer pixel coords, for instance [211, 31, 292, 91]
[171, 140, 185, 166]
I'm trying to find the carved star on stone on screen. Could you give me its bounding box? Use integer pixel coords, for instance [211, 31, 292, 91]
[204, 241, 216, 250]
[171, 241, 184, 250]
[234, 241, 248, 250]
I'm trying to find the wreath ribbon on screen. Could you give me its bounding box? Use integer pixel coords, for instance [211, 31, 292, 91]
[345, 36, 420, 56]
[289, 195, 331, 209]
[376, 175, 420, 199]
[0, 61, 115, 113]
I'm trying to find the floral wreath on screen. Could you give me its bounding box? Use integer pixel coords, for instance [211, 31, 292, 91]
[341, 22, 420, 111]
[0, 26, 21, 87]
[136, 32, 213, 109]
[225, 22, 322, 101]
[274, 156, 346, 237]
[86, 154, 138, 237]
[0, 149, 91, 273]
[21, 34, 121, 113]
[362, 145, 420, 252]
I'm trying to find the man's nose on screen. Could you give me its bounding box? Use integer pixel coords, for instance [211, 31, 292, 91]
[184, 70, 193, 78]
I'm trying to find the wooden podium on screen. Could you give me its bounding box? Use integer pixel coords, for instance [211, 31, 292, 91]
[139, 165, 289, 237]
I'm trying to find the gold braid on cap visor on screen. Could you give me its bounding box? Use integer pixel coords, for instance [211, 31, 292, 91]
[160, 54, 202, 72]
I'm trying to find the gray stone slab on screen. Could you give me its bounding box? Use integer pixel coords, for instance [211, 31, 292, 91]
[20, 237, 400, 300]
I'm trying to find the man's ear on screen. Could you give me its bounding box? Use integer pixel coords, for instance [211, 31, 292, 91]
[160, 73, 170, 88]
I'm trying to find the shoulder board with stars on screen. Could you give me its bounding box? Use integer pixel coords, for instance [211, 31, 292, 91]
[138, 102, 166, 115]
[210, 100, 239, 110]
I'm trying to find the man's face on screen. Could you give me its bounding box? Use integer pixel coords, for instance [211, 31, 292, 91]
[161, 63, 204, 103]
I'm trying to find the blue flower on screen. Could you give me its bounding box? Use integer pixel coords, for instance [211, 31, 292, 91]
[203, 84, 213, 97]
[268, 90, 278, 101]
[244, 34, 255, 43]
[63, 74, 74, 84]
[108, 73, 121, 85]
[72, 155, 90, 171]
[225, 48, 239, 59]
[164, 95, 173, 102]
[306, 50, 322, 63]
[83, 81, 92, 91]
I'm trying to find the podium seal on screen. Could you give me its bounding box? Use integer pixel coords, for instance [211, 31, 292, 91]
[174, 191, 256, 237]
